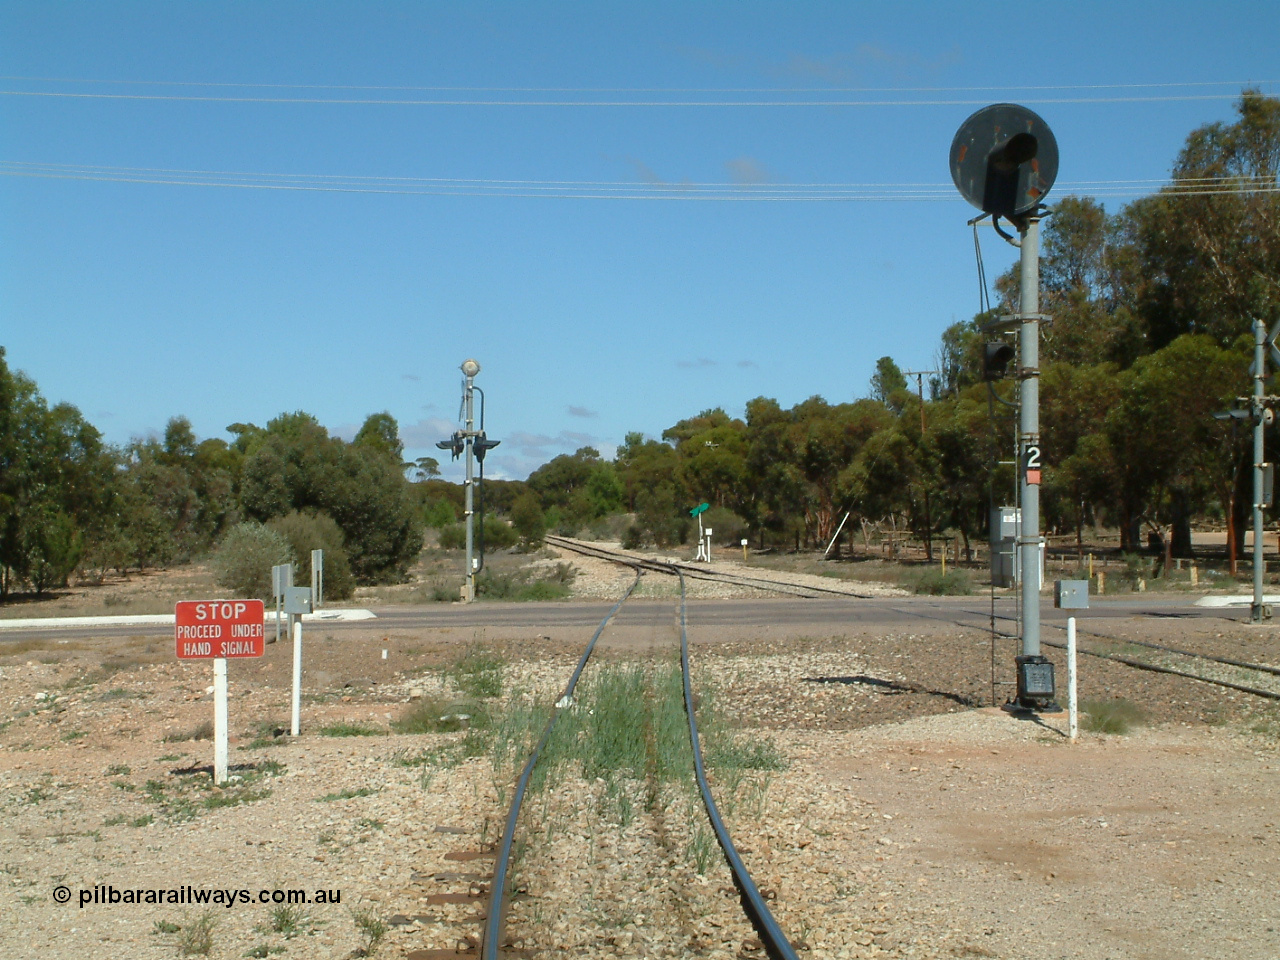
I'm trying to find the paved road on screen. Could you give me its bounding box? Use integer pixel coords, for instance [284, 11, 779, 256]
[0, 593, 1245, 643]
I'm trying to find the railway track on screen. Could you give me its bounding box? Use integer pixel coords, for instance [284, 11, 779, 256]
[548, 536, 1280, 704]
[417, 548, 803, 959]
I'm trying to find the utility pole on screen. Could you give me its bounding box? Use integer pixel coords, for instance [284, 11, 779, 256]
[903, 370, 940, 435]
[1016, 216, 1049, 702]
[905, 369, 940, 561]
[1252, 320, 1271, 623]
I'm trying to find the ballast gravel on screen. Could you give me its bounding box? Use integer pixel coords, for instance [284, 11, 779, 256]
[1, 580, 1277, 959]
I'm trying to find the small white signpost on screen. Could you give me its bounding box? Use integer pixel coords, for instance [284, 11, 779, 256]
[271, 563, 293, 644]
[174, 600, 265, 785]
[284, 586, 313, 736]
[310, 549, 324, 609]
[1054, 580, 1090, 742]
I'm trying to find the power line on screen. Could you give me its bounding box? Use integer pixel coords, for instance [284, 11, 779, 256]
[3, 160, 1276, 201]
[1, 89, 1272, 108]
[2, 75, 1274, 95]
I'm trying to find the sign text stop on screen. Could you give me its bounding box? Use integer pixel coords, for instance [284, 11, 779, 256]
[175, 600, 266, 659]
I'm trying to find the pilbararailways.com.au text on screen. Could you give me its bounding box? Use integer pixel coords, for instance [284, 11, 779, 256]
[70, 884, 340, 909]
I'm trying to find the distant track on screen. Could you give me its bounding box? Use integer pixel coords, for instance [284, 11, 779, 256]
[547, 537, 1280, 704]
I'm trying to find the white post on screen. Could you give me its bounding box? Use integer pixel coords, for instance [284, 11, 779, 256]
[213, 658, 229, 784]
[311, 549, 324, 608]
[290, 619, 303, 736]
[1067, 617, 1078, 742]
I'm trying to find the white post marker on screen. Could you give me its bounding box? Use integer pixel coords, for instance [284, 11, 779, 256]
[174, 600, 266, 785]
[311, 549, 324, 609]
[1054, 579, 1089, 742]
[284, 586, 313, 736]
[291, 619, 303, 737]
[213, 657, 229, 783]
[1067, 617, 1079, 742]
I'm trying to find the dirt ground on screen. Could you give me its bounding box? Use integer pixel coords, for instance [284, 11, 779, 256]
[1, 558, 1278, 959]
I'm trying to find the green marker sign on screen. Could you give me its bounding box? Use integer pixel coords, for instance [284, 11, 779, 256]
[690, 502, 709, 517]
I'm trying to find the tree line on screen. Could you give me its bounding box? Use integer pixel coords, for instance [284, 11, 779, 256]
[2, 90, 1276, 598]
[453, 90, 1280, 564]
[0, 362, 423, 600]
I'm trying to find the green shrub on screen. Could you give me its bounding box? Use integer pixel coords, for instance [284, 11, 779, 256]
[437, 523, 466, 550]
[702, 506, 748, 547]
[438, 519, 517, 552]
[1081, 698, 1146, 734]
[266, 510, 355, 601]
[480, 518, 518, 550]
[621, 523, 645, 550]
[914, 568, 972, 596]
[210, 523, 294, 600]
[474, 567, 571, 602]
[421, 498, 457, 529]
[510, 493, 546, 550]
[514, 580, 570, 601]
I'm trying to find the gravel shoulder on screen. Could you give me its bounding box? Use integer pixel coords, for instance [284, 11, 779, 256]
[1, 565, 1278, 959]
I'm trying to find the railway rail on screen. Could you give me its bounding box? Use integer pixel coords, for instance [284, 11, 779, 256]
[547, 536, 1280, 704]
[428, 546, 804, 959]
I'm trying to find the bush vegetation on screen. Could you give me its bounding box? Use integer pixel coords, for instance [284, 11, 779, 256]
[1080, 698, 1146, 734]
[266, 509, 355, 601]
[4, 93, 1279, 597]
[209, 523, 294, 600]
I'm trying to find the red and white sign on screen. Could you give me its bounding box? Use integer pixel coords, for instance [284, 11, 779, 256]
[175, 600, 266, 659]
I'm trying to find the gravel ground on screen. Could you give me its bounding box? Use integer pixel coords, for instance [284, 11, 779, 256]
[1, 559, 1278, 960]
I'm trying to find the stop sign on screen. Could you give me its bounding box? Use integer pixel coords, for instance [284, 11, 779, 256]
[175, 600, 266, 659]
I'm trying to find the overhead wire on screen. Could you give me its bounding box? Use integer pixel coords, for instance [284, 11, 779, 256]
[2, 160, 1276, 201]
[2, 88, 1273, 107]
[2, 75, 1274, 94]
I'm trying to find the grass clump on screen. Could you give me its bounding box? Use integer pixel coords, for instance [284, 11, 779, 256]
[449, 647, 505, 698]
[392, 696, 489, 734]
[143, 760, 283, 822]
[474, 563, 575, 602]
[913, 568, 972, 596]
[242, 719, 287, 750]
[244, 943, 283, 958]
[317, 722, 386, 737]
[177, 911, 217, 956]
[1080, 697, 1146, 734]
[269, 902, 306, 938]
[352, 906, 388, 956]
[316, 786, 379, 802]
[539, 661, 691, 824]
[164, 720, 214, 743]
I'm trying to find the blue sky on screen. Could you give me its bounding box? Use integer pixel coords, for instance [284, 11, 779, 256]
[3, 1, 1278, 481]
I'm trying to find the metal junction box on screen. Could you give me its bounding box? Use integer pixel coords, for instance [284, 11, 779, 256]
[283, 586, 313, 616]
[1054, 579, 1090, 610]
[1016, 654, 1056, 704]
